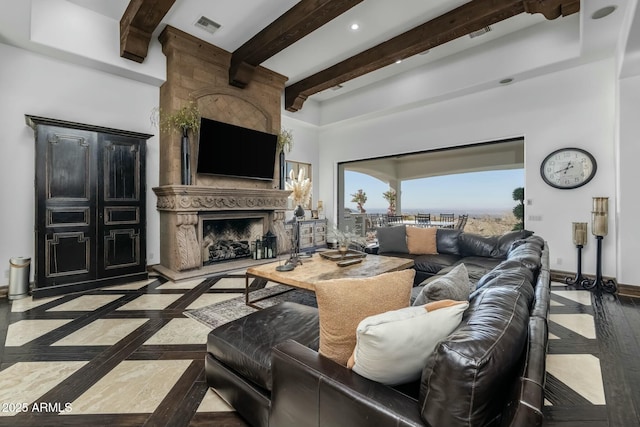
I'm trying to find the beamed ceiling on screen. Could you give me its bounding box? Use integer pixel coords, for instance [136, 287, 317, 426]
[117, 0, 579, 112]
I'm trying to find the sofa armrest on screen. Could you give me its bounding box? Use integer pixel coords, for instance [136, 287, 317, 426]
[269, 340, 425, 427]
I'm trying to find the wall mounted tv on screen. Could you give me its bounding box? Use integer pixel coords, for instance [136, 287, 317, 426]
[196, 117, 278, 180]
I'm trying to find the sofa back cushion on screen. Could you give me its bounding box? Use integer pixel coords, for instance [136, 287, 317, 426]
[377, 225, 408, 254]
[459, 230, 533, 259]
[436, 229, 462, 255]
[419, 286, 530, 427]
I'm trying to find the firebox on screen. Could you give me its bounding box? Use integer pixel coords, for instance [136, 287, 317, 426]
[200, 214, 267, 265]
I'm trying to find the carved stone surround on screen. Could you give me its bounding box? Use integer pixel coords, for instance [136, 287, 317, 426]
[153, 185, 290, 280]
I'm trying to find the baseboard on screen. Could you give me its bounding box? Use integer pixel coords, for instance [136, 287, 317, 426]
[0, 285, 7, 299]
[551, 270, 640, 298]
[617, 283, 640, 298]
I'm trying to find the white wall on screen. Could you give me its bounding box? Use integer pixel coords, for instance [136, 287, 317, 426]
[618, 74, 640, 286]
[0, 42, 161, 286]
[317, 58, 619, 279]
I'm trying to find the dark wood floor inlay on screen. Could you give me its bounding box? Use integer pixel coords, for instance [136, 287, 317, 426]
[0, 277, 639, 426]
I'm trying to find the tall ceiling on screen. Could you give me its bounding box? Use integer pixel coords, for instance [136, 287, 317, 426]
[66, 0, 585, 106]
[1, 0, 633, 116]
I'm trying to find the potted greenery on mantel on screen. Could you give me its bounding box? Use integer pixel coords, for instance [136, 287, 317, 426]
[152, 100, 201, 185]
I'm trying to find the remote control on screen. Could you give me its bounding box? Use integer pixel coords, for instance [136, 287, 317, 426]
[337, 258, 363, 267]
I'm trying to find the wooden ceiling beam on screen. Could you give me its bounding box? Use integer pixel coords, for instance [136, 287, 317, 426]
[285, 0, 580, 112]
[120, 0, 176, 63]
[229, 0, 364, 88]
[523, 0, 580, 19]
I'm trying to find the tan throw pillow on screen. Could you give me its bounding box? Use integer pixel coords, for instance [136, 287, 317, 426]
[406, 226, 438, 255]
[314, 269, 415, 366]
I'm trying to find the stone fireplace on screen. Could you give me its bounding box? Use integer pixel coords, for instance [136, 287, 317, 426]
[152, 26, 291, 280]
[153, 186, 290, 280]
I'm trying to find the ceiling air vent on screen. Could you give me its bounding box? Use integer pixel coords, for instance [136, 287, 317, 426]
[469, 26, 491, 39]
[194, 16, 221, 35]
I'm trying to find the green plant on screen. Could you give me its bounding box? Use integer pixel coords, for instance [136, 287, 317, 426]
[151, 100, 200, 135]
[512, 187, 525, 230]
[382, 188, 397, 215]
[277, 128, 294, 154]
[351, 189, 367, 213]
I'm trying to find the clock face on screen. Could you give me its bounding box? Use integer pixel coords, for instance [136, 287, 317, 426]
[540, 148, 597, 189]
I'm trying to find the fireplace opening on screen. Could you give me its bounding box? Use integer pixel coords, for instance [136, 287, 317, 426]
[202, 217, 264, 265]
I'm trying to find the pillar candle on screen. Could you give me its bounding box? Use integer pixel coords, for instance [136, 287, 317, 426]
[572, 222, 587, 245]
[592, 212, 608, 236]
[592, 197, 608, 214]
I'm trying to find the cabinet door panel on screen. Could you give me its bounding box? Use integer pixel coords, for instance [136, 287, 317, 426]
[47, 133, 91, 200]
[104, 142, 140, 201]
[46, 232, 91, 277]
[104, 229, 141, 269]
[36, 126, 97, 287]
[98, 134, 146, 278]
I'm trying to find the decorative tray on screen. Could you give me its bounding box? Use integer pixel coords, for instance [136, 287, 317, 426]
[319, 249, 367, 261]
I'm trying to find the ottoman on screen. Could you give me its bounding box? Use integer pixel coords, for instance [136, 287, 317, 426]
[205, 301, 320, 427]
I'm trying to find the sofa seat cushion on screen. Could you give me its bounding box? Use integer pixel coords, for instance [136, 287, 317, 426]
[419, 286, 530, 427]
[207, 302, 319, 391]
[456, 256, 503, 277]
[412, 253, 460, 275]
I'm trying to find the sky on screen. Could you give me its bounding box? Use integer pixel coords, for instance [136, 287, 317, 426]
[344, 169, 525, 215]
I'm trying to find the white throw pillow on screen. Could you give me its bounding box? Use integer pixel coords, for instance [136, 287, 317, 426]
[347, 300, 468, 385]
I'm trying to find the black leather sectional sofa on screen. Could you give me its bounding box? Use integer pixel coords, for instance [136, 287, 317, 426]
[205, 230, 550, 427]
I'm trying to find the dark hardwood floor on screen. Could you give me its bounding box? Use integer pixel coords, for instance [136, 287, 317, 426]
[0, 276, 638, 426]
[543, 285, 640, 427]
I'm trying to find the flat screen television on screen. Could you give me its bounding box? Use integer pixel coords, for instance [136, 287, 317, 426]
[196, 117, 278, 180]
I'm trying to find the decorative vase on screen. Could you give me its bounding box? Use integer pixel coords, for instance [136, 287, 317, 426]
[294, 204, 305, 218]
[181, 127, 191, 185]
[279, 150, 286, 190]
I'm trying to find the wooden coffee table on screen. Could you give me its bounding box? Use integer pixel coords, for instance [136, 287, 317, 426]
[245, 254, 414, 307]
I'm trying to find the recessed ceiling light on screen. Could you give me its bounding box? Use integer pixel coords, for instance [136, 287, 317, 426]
[499, 78, 514, 85]
[591, 6, 617, 19]
[395, 59, 402, 64]
[350, 23, 359, 31]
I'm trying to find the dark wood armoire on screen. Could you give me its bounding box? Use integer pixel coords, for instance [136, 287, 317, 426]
[26, 115, 152, 298]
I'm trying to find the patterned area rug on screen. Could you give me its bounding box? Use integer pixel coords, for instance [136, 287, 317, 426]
[184, 284, 317, 329]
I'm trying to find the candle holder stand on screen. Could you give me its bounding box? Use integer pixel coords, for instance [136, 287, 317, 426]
[581, 236, 616, 293]
[565, 244, 586, 286]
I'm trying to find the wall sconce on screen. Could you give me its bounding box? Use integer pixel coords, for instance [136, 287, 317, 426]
[583, 197, 616, 293]
[566, 222, 587, 286]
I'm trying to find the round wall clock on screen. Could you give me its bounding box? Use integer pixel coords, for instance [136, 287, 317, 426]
[540, 148, 597, 189]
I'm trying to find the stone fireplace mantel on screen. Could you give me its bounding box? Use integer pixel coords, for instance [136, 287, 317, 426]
[152, 185, 292, 281]
[153, 185, 291, 212]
